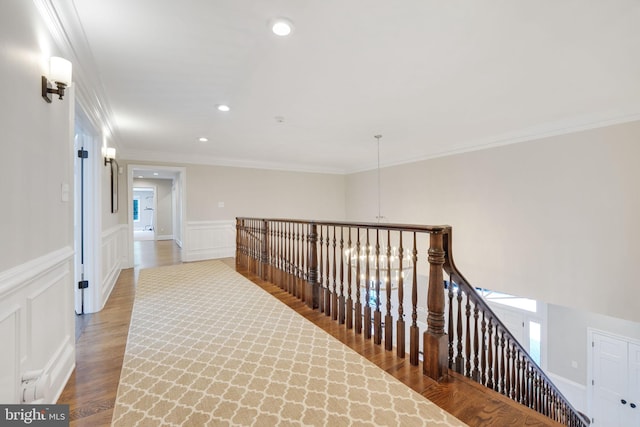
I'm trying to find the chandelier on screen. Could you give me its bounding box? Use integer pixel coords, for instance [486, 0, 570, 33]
[344, 135, 413, 295]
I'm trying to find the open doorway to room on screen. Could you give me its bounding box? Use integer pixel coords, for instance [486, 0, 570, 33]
[127, 165, 186, 270]
[133, 186, 157, 241]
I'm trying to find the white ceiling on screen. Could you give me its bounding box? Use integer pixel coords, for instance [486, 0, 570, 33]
[68, 0, 640, 173]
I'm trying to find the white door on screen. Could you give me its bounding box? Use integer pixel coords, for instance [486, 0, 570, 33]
[591, 333, 640, 426]
[628, 343, 640, 425]
[592, 334, 627, 426]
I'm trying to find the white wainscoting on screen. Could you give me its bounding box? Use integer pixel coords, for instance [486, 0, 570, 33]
[547, 371, 588, 415]
[0, 246, 75, 404]
[100, 224, 128, 310]
[183, 220, 236, 262]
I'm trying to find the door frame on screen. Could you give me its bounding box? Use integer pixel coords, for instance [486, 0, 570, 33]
[126, 164, 187, 268]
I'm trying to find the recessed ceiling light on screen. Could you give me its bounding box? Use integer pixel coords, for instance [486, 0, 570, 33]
[198, 137, 208, 142]
[271, 18, 293, 36]
[153, 172, 159, 176]
[218, 104, 230, 112]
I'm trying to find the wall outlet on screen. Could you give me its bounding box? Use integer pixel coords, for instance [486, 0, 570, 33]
[218, 201, 225, 208]
[571, 360, 578, 369]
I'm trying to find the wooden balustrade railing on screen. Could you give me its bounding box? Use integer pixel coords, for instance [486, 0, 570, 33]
[236, 218, 590, 427]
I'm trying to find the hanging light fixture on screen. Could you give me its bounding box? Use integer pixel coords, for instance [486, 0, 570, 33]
[374, 134, 384, 223]
[344, 134, 412, 298]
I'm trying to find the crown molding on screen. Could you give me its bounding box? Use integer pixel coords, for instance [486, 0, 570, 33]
[121, 148, 348, 175]
[349, 111, 640, 174]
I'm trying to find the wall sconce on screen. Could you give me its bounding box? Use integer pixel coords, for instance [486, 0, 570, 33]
[104, 147, 116, 166]
[42, 57, 72, 103]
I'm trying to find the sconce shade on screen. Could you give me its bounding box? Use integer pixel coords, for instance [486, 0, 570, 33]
[105, 147, 116, 160]
[49, 57, 72, 85]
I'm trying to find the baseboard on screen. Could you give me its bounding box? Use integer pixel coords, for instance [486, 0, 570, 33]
[157, 234, 174, 241]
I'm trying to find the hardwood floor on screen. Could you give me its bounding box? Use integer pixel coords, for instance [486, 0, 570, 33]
[59, 240, 560, 426]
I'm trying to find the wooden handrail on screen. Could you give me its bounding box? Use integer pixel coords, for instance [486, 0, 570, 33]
[236, 217, 589, 427]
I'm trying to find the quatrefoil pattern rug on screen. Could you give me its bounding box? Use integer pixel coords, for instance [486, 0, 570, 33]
[111, 260, 466, 426]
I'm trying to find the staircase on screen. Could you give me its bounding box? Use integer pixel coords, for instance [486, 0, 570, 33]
[236, 218, 590, 427]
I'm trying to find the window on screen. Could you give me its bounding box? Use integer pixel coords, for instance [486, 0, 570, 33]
[133, 198, 140, 222]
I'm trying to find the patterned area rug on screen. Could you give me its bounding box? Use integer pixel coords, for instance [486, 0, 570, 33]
[112, 260, 466, 426]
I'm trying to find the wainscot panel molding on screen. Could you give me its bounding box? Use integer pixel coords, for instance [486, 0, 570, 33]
[100, 224, 128, 310]
[183, 220, 236, 262]
[0, 246, 75, 404]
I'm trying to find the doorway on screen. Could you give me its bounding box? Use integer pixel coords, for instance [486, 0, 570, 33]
[127, 165, 186, 269]
[133, 186, 157, 241]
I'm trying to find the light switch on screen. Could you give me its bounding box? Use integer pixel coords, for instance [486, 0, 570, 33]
[61, 183, 69, 202]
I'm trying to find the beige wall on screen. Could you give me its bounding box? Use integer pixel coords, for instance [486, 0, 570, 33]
[120, 161, 347, 224]
[1, 0, 74, 271]
[346, 121, 640, 323]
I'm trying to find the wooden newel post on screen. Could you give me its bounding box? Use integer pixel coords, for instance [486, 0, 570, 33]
[423, 230, 448, 381]
[261, 219, 269, 281]
[307, 223, 319, 309]
[235, 218, 241, 267]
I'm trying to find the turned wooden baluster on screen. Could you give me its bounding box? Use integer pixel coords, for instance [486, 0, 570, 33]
[339, 227, 345, 324]
[325, 226, 331, 316]
[515, 349, 521, 403]
[505, 338, 512, 398]
[487, 317, 494, 389]
[500, 330, 506, 394]
[511, 347, 517, 400]
[364, 229, 372, 340]
[302, 224, 307, 288]
[520, 354, 527, 405]
[409, 232, 419, 365]
[318, 226, 324, 312]
[396, 232, 405, 358]
[472, 303, 480, 381]
[424, 230, 448, 381]
[455, 286, 464, 374]
[465, 293, 471, 377]
[494, 324, 500, 392]
[374, 229, 382, 345]
[384, 230, 393, 351]
[354, 228, 362, 334]
[288, 222, 294, 294]
[292, 223, 298, 296]
[447, 277, 454, 369]
[269, 221, 275, 283]
[332, 226, 338, 321]
[307, 223, 318, 309]
[346, 228, 353, 329]
[480, 310, 487, 385]
[526, 362, 533, 408]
